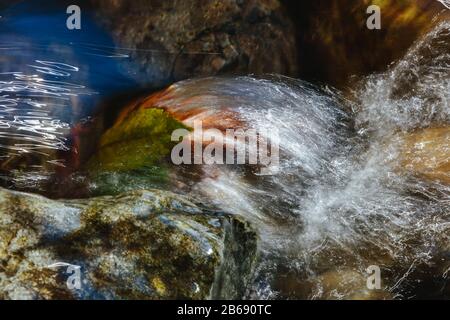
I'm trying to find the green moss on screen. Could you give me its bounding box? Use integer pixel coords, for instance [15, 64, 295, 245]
[87, 108, 190, 172]
[85, 108, 191, 196]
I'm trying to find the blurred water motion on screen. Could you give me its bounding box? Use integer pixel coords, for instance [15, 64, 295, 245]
[142, 23, 449, 299]
[0, 1, 155, 190]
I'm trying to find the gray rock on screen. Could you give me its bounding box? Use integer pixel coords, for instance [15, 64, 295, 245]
[0, 187, 258, 299]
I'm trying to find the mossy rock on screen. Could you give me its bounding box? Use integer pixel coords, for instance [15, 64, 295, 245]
[87, 108, 190, 172]
[84, 107, 191, 196]
[0, 187, 257, 299]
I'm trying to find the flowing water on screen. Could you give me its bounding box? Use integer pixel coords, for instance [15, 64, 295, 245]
[0, 2, 449, 299]
[146, 22, 450, 299]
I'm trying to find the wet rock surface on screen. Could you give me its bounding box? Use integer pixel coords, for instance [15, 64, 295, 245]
[286, 0, 448, 87]
[90, 0, 298, 87]
[0, 187, 257, 299]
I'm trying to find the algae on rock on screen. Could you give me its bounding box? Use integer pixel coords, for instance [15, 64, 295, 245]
[84, 108, 191, 196]
[87, 108, 190, 172]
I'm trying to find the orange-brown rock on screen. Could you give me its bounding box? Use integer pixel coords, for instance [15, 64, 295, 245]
[399, 127, 450, 184]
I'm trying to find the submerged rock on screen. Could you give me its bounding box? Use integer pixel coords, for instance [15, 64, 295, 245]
[312, 269, 392, 300]
[399, 127, 450, 184]
[0, 187, 257, 299]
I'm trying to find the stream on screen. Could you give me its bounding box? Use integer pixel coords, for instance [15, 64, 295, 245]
[0, 1, 449, 299]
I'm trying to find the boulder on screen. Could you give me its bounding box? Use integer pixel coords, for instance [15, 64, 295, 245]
[286, 0, 448, 87]
[0, 187, 257, 299]
[90, 0, 298, 87]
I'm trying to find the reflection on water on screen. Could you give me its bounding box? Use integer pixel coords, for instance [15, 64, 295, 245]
[0, 61, 89, 155]
[0, 1, 161, 190]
